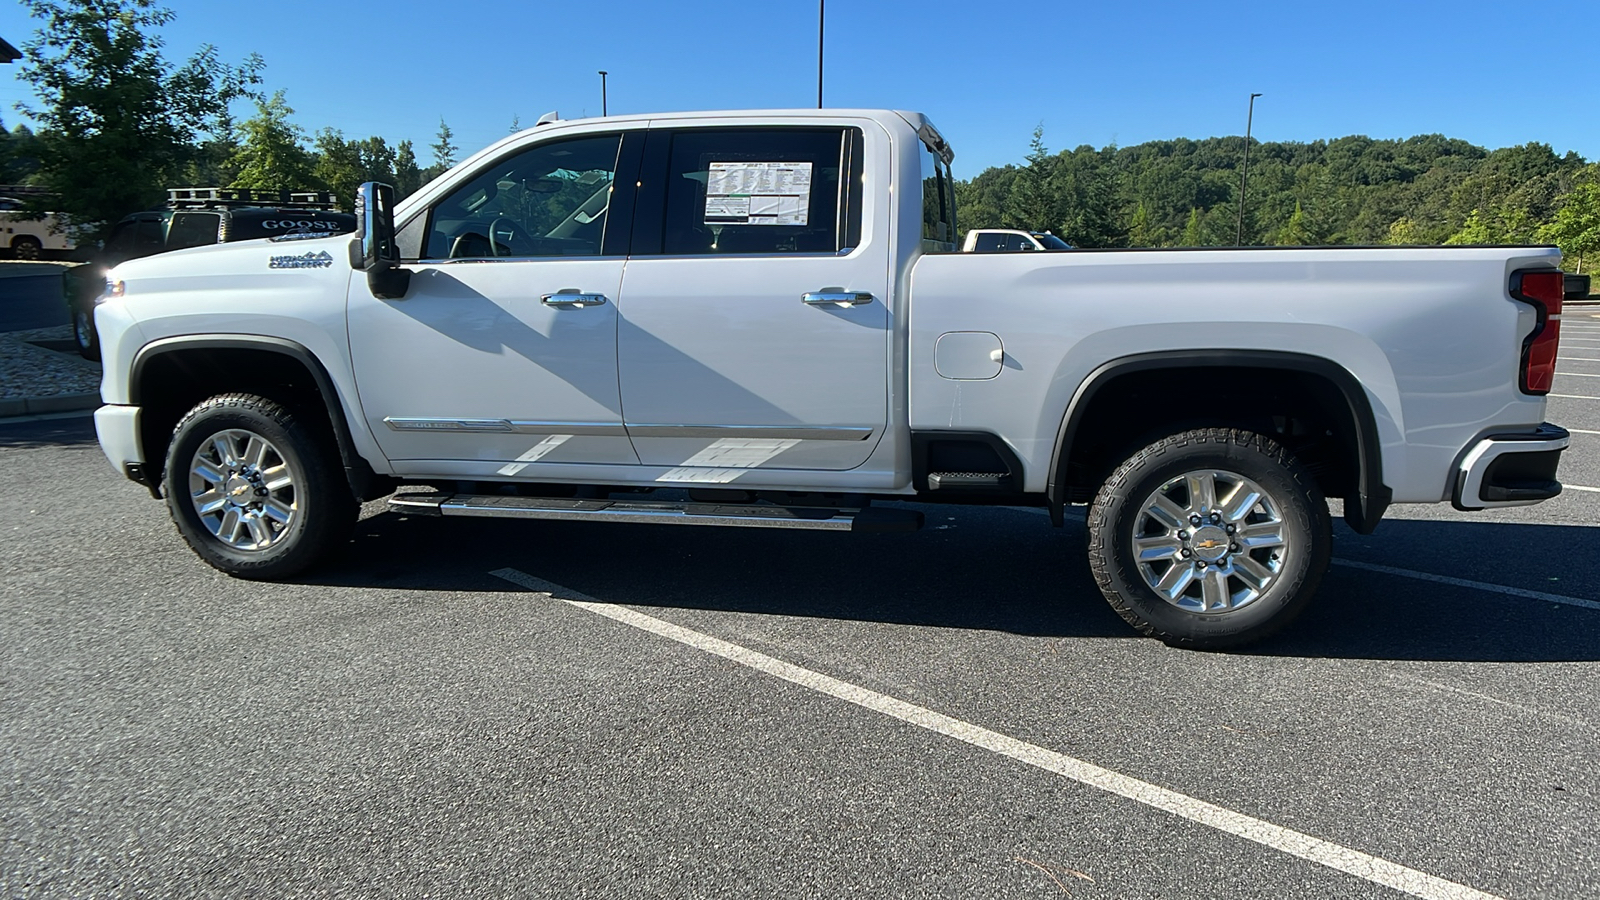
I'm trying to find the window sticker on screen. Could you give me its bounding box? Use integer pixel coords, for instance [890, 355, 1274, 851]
[704, 162, 812, 226]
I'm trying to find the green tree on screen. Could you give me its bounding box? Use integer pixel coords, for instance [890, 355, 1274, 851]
[186, 109, 240, 187]
[428, 117, 459, 178]
[0, 121, 45, 183]
[357, 136, 396, 186]
[1383, 217, 1425, 245]
[1054, 146, 1122, 247]
[1275, 200, 1312, 245]
[1445, 208, 1493, 245]
[1127, 201, 1156, 247]
[16, 0, 261, 237]
[231, 91, 317, 191]
[395, 139, 423, 198]
[1538, 168, 1600, 273]
[1006, 125, 1058, 231]
[1179, 207, 1204, 246]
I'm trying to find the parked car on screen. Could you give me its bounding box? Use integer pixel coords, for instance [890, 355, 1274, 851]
[0, 195, 75, 259]
[65, 188, 354, 359]
[90, 109, 1574, 650]
[963, 228, 1073, 252]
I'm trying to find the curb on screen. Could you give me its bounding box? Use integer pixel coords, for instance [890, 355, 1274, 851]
[0, 392, 100, 418]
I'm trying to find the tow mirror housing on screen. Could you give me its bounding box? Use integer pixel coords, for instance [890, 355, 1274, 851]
[355, 182, 410, 299]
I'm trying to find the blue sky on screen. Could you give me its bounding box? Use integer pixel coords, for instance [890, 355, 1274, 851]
[1, 0, 1594, 179]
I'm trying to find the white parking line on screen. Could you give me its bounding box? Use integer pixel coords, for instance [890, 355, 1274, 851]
[491, 566, 1507, 900]
[1569, 428, 1600, 435]
[1549, 393, 1600, 400]
[1557, 372, 1600, 378]
[1333, 560, 1600, 611]
[1564, 484, 1600, 493]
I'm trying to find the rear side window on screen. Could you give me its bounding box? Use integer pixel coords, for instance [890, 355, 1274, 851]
[166, 212, 220, 250]
[972, 232, 1003, 252]
[649, 127, 861, 256]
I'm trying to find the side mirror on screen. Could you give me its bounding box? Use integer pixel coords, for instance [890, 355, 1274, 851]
[355, 182, 410, 299]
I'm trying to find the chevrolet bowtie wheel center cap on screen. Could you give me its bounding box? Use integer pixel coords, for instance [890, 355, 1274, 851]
[1189, 525, 1231, 561]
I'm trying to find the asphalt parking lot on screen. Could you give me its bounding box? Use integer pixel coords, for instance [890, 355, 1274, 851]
[3, 313, 1599, 899]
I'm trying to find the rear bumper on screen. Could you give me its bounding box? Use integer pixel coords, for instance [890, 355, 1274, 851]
[1452, 422, 1568, 510]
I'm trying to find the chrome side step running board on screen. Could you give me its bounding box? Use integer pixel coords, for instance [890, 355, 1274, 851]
[388, 492, 923, 533]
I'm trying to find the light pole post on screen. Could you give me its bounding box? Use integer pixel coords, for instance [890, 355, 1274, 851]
[1236, 92, 1262, 245]
[817, 0, 825, 108]
[599, 70, 608, 117]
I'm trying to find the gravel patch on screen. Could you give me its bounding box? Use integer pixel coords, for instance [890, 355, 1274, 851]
[0, 325, 101, 402]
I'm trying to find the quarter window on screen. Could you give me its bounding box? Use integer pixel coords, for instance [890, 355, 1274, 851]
[424, 133, 622, 260]
[920, 143, 956, 253]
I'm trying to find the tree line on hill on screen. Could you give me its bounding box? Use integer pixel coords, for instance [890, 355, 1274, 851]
[6, 0, 1599, 272]
[957, 126, 1599, 272]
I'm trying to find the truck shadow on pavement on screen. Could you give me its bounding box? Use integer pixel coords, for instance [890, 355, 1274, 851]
[313, 504, 1600, 663]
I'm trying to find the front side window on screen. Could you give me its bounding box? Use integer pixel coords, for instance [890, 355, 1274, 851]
[656, 128, 858, 256]
[424, 133, 621, 260]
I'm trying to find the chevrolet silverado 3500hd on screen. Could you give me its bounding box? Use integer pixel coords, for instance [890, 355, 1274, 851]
[91, 109, 1573, 648]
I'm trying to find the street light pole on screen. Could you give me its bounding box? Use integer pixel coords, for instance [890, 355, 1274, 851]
[1236, 92, 1262, 246]
[817, 0, 825, 108]
[599, 70, 608, 117]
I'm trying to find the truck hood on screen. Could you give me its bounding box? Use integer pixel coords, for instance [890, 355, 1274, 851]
[110, 233, 355, 283]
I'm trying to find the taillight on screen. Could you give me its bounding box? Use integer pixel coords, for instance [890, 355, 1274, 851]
[1511, 270, 1563, 395]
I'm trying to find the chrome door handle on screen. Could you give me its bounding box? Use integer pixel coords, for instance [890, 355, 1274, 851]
[802, 290, 875, 307]
[541, 290, 608, 308]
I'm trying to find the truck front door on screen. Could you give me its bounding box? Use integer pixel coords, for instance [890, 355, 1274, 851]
[616, 123, 889, 476]
[347, 130, 641, 471]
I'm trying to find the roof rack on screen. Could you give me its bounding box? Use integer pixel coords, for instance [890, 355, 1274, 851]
[165, 187, 342, 211]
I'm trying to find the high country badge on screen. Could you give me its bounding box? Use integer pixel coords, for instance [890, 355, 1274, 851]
[268, 250, 334, 269]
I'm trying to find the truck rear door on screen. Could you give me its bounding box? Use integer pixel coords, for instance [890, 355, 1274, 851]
[616, 122, 887, 474]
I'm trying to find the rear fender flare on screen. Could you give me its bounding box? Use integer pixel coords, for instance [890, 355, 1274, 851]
[1045, 349, 1391, 534]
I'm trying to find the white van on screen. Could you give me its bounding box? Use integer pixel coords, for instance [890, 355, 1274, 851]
[0, 196, 74, 259]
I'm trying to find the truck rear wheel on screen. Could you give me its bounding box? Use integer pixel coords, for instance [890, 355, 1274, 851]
[1087, 428, 1330, 649]
[162, 393, 355, 580]
[11, 235, 41, 260]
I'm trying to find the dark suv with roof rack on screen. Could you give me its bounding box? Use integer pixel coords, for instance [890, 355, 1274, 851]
[66, 188, 355, 359]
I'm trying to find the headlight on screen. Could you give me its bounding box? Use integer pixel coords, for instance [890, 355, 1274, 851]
[100, 278, 124, 304]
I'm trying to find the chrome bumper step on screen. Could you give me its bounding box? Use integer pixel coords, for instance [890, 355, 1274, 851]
[389, 492, 923, 533]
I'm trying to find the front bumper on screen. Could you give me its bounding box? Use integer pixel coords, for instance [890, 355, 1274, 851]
[94, 404, 155, 490]
[1452, 422, 1569, 511]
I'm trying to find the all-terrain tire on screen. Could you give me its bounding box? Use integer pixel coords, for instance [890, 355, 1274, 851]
[163, 393, 355, 580]
[1087, 428, 1331, 650]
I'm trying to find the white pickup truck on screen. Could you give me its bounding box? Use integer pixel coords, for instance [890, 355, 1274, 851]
[90, 108, 1574, 648]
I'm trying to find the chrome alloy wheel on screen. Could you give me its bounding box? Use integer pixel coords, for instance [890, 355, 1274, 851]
[188, 429, 297, 551]
[1131, 469, 1288, 614]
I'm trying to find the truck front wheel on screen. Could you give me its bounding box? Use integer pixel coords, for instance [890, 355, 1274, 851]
[1087, 428, 1331, 649]
[72, 301, 99, 360]
[162, 393, 355, 580]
